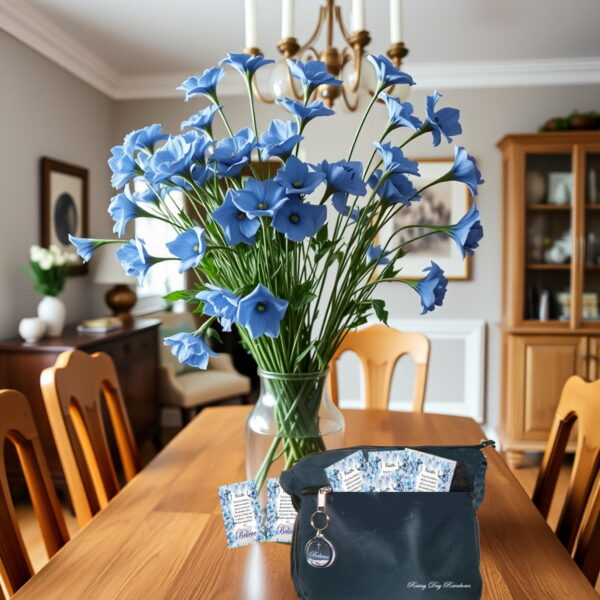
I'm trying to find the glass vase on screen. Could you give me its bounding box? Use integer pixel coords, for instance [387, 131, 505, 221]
[246, 369, 345, 499]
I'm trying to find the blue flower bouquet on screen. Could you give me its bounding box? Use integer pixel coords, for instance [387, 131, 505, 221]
[71, 53, 483, 491]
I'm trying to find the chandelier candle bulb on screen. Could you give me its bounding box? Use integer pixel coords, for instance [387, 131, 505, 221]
[390, 0, 403, 43]
[281, 0, 295, 39]
[245, 0, 259, 50]
[351, 0, 366, 32]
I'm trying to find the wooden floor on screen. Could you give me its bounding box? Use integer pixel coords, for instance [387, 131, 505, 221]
[4, 442, 598, 596]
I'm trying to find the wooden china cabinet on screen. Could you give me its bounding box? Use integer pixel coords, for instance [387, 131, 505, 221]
[498, 132, 600, 468]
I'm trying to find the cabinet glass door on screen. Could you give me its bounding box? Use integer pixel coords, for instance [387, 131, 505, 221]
[524, 153, 573, 322]
[582, 152, 600, 323]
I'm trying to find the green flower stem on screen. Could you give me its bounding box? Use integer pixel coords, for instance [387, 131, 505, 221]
[211, 97, 234, 137]
[347, 85, 383, 160]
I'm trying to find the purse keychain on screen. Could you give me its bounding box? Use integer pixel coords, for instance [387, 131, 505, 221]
[305, 486, 336, 568]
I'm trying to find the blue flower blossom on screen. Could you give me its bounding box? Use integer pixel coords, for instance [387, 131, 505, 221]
[367, 55, 415, 89]
[366, 244, 390, 264]
[317, 159, 367, 197]
[147, 131, 212, 184]
[108, 145, 137, 189]
[276, 98, 335, 123]
[166, 226, 206, 272]
[448, 204, 483, 258]
[414, 262, 448, 315]
[272, 197, 327, 242]
[287, 59, 342, 93]
[380, 93, 422, 131]
[116, 238, 154, 283]
[177, 67, 225, 101]
[236, 284, 288, 339]
[181, 105, 222, 135]
[164, 332, 218, 369]
[108, 188, 145, 237]
[123, 124, 165, 154]
[196, 285, 240, 332]
[211, 128, 257, 178]
[212, 190, 261, 246]
[274, 156, 325, 195]
[368, 169, 419, 205]
[259, 120, 303, 159]
[374, 142, 419, 176]
[230, 178, 287, 218]
[426, 90, 462, 147]
[449, 146, 484, 196]
[68, 235, 104, 263]
[331, 193, 360, 220]
[220, 53, 274, 76]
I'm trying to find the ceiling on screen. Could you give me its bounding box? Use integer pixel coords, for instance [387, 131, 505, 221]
[2, 0, 600, 98]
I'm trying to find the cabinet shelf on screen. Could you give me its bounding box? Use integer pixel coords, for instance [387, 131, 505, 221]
[586, 204, 600, 210]
[526, 204, 571, 211]
[526, 263, 570, 270]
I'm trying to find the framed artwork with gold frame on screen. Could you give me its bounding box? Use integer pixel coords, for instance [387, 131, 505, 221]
[376, 157, 472, 281]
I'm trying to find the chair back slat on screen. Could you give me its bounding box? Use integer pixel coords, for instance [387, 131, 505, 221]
[328, 324, 430, 411]
[0, 390, 69, 595]
[532, 375, 600, 584]
[41, 350, 141, 527]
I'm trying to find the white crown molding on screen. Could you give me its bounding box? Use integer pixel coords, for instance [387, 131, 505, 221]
[411, 57, 600, 90]
[0, 0, 119, 97]
[112, 72, 244, 101]
[3, 0, 600, 100]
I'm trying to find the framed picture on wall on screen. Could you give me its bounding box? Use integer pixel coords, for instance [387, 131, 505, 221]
[376, 157, 473, 281]
[40, 157, 89, 276]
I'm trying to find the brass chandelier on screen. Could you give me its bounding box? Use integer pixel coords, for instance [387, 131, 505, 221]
[242, 0, 410, 112]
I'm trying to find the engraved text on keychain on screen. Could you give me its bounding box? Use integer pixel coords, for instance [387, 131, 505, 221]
[305, 486, 336, 568]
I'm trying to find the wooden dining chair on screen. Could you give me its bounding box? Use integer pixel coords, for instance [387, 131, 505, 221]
[0, 389, 69, 596]
[328, 324, 430, 411]
[532, 375, 600, 584]
[40, 350, 141, 527]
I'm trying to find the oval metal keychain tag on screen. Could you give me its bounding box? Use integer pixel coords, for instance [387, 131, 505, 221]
[305, 486, 336, 568]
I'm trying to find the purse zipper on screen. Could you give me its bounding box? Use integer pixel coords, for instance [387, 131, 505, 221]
[299, 441, 495, 496]
[295, 439, 495, 472]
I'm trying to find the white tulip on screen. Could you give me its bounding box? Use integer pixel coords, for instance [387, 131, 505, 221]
[30, 245, 44, 262]
[38, 254, 54, 270]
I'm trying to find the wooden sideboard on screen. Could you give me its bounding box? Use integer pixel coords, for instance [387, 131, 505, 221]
[0, 319, 161, 491]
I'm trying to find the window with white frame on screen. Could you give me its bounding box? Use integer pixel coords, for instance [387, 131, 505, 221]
[134, 181, 185, 313]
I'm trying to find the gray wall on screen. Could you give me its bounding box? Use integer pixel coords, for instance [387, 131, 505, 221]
[0, 31, 114, 339]
[113, 84, 600, 430]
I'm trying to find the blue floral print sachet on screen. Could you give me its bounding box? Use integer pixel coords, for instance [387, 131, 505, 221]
[399, 449, 457, 492]
[266, 478, 297, 544]
[324, 450, 368, 491]
[218, 480, 266, 548]
[365, 450, 409, 491]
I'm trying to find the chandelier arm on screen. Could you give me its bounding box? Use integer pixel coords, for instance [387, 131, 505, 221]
[334, 5, 353, 45]
[295, 5, 328, 58]
[340, 85, 360, 112]
[301, 46, 321, 62]
[251, 77, 276, 104]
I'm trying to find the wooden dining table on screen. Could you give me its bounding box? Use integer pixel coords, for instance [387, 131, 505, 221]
[13, 406, 598, 599]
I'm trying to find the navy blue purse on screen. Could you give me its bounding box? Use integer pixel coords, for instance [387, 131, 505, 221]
[280, 441, 493, 600]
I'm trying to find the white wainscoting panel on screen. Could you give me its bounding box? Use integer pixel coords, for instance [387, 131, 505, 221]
[336, 319, 486, 422]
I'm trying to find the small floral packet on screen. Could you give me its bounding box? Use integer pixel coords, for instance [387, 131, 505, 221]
[401, 449, 457, 492]
[365, 450, 408, 491]
[218, 480, 266, 549]
[324, 450, 368, 491]
[266, 478, 297, 543]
